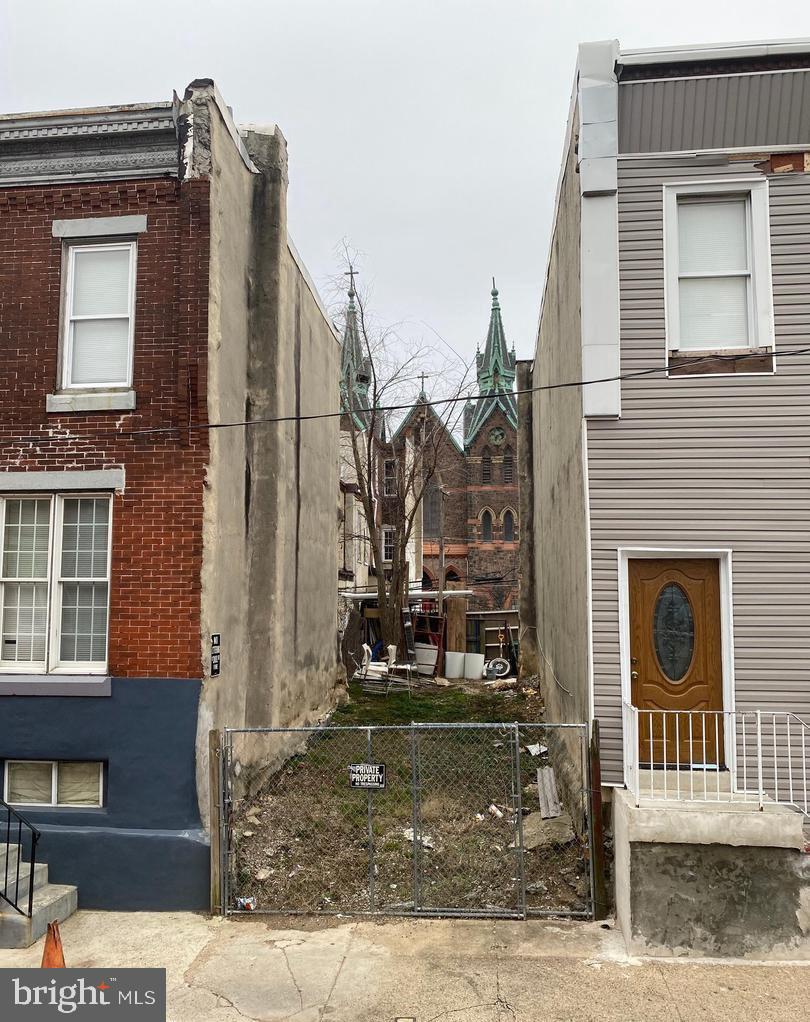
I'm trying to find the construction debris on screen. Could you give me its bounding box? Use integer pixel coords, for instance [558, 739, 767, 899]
[403, 827, 434, 850]
[488, 804, 504, 819]
[537, 766, 562, 819]
[514, 811, 575, 850]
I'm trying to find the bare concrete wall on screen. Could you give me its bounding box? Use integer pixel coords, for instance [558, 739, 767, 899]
[190, 85, 339, 824]
[630, 843, 810, 958]
[528, 116, 590, 728]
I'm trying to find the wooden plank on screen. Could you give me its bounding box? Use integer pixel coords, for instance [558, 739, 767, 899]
[537, 766, 561, 819]
[444, 595, 467, 653]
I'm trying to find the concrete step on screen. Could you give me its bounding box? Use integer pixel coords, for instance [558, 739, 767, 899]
[0, 883, 78, 949]
[0, 844, 21, 877]
[0, 860, 49, 907]
[637, 768, 733, 797]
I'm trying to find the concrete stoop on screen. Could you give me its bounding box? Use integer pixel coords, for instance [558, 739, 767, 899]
[0, 845, 78, 949]
[614, 789, 810, 959]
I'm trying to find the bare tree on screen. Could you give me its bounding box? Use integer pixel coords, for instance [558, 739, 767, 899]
[334, 252, 473, 650]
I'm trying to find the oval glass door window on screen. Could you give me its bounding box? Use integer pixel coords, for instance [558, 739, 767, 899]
[653, 583, 694, 682]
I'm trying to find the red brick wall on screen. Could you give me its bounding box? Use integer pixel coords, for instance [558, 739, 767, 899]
[0, 178, 210, 678]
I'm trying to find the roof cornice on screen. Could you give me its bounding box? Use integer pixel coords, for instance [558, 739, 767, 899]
[0, 102, 179, 186]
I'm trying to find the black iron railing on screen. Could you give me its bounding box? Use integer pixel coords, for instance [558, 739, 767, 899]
[1, 798, 40, 918]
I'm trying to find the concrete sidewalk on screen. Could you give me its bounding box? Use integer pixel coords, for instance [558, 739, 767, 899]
[1, 911, 809, 1021]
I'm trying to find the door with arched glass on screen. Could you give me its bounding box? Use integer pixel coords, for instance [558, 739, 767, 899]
[629, 558, 724, 768]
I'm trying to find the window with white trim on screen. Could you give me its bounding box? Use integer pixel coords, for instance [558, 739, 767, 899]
[383, 527, 395, 562]
[0, 495, 112, 673]
[4, 760, 103, 807]
[63, 241, 136, 389]
[664, 181, 773, 354]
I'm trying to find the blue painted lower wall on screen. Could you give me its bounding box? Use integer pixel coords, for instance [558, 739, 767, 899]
[0, 677, 210, 910]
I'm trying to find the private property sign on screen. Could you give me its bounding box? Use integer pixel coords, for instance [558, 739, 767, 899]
[348, 763, 386, 789]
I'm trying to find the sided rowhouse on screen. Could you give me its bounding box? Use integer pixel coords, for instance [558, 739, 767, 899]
[0, 81, 340, 915]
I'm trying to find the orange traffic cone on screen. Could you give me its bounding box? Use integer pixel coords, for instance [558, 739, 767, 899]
[41, 921, 66, 968]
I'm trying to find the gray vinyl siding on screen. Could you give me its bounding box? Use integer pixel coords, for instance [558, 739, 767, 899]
[588, 158, 810, 784]
[618, 71, 810, 153]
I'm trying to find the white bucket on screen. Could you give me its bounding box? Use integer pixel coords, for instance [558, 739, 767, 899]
[444, 651, 465, 679]
[415, 643, 439, 677]
[464, 652, 485, 680]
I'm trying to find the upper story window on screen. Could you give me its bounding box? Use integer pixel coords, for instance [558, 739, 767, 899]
[423, 481, 440, 537]
[383, 459, 397, 496]
[63, 242, 136, 390]
[481, 450, 492, 485]
[502, 448, 514, 485]
[664, 181, 773, 369]
[383, 527, 395, 563]
[0, 495, 111, 674]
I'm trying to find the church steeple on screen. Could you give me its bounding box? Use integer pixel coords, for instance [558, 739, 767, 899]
[339, 268, 371, 427]
[477, 278, 515, 394]
[464, 278, 518, 448]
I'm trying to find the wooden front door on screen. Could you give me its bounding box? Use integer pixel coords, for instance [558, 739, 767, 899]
[629, 559, 724, 768]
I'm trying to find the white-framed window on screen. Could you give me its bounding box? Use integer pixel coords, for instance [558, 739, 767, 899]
[62, 241, 137, 389]
[4, 760, 103, 808]
[664, 180, 773, 353]
[383, 527, 395, 563]
[383, 459, 397, 496]
[0, 495, 112, 674]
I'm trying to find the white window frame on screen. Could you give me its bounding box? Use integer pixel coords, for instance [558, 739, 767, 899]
[0, 493, 113, 675]
[3, 759, 104, 808]
[62, 240, 137, 390]
[382, 527, 395, 563]
[663, 179, 774, 355]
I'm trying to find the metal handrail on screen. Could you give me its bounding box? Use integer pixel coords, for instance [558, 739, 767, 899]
[622, 702, 810, 818]
[1, 798, 41, 918]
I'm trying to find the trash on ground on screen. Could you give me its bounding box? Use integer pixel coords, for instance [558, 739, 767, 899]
[488, 804, 504, 819]
[403, 827, 434, 849]
[525, 743, 548, 757]
[236, 896, 257, 911]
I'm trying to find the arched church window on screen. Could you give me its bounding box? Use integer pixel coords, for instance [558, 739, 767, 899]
[503, 509, 515, 543]
[481, 509, 493, 543]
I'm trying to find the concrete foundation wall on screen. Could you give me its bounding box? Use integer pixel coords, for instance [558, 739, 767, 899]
[630, 841, 810, 958]
[613, 789, 810, 958]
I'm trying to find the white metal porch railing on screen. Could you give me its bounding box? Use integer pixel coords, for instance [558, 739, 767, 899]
[622, 703, 810, 818]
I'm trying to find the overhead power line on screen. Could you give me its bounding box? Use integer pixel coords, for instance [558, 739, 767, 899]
[7, 345, 810, 447]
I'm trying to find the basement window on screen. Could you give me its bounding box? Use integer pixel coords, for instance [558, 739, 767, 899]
[664, 180, 774, 376]
[4, 760, 103, 807]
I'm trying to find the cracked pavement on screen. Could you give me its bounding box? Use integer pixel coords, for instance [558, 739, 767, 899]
[1, 911, 809, 1021]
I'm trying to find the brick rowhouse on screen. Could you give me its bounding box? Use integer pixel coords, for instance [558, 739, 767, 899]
[0, 178, 210, 679]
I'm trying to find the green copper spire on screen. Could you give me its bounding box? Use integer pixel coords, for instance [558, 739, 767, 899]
[465, 278, 517, 447]
[339, 268, 371, 428]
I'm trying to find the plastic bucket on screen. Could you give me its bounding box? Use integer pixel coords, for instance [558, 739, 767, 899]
[464, 652, 485, 680]
[444, 651, 465, 679]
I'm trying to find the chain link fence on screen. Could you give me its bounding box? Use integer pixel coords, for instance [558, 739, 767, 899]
[220, 722, 592, 919]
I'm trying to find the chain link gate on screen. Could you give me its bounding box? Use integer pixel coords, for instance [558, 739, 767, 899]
[219, 722, 593, 920]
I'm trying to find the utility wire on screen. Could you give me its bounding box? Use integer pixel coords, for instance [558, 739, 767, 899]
[7, 345, 809, 447]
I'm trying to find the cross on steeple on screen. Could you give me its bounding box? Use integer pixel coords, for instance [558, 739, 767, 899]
[344, 264, 359, 297]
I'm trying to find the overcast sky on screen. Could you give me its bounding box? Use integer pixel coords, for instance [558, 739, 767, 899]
[2, 1, 809, 381]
